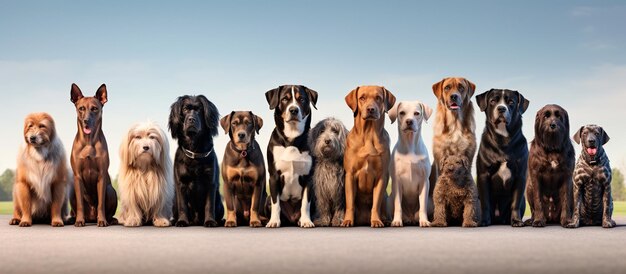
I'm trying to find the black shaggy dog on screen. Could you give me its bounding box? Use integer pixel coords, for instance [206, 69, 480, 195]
[525, 104, 574, 227]
[475, 89, 529, 227]
[168, 95, 224, 227]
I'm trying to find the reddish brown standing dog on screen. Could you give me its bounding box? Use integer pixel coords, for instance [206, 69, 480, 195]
[342, 86, 396, 227]
[69, 83, 118, 227]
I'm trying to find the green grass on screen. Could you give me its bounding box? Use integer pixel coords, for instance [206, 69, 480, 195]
[0, 201, 12, 215]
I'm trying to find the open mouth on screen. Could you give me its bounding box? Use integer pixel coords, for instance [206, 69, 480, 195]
[586, 147, 598, 156]
[448, 102, 460, 110]
[83, 124, 92, 135]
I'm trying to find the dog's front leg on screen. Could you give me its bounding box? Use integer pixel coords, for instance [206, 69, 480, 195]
[510, 177, 526, 227]
[203, 183, 218, 227]
[390, 164, 403, 227]
[477, 172, 492, 226]
[559, 177, 573, 227]
[96, 172, 108, 227]
[370, 175, 386, 228]
[298, 184, 315, 228]
[430, 188, 447, 227]
[527, 176, 546, 227]
[175, 183, 190, 227]
[249, 178, 263, 228]
[73, 175, 86, 227]
[418, 178, 431, 227]
[50, 179, 66, 227]
[13, 181, 32, 227]
[462, 196, 479, 228]
[341, 171, 356, 227]
[121, 199, 143, 227]
[266, 173, 282, 228]
[566, 179, 583, 228]
[223, 182, 237, 227]
[602, 172, 616, 228]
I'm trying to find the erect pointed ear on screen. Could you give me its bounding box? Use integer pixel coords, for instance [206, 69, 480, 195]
[220, 112, 234, 135]
[388, 101, 400, 124]
[265, 86, 282, 110]
[70, 83, 84, 104]
[252, 112, 263, 134]
[345, 87, 359, 117]
[517, 91, 530, 114]
[601, 127, 610, 145]
[432, 79, 445, 100]
[303, 86, 318, 110]
[475, 89, 491, 112]
[421, 102, 433, 122]
[95, 84, 108, 105]
[464, 78, 476, 97]
[573, 126, 584, 145]
[382, 87, 396, 113]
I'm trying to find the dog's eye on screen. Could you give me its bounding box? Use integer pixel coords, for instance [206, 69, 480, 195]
[282, 97, 289, 102]
[375, 96, 382, 102]
[414, 112, 420, 116]
[359, 96, 365, 102]
[79, 106, 85, 112]
[399, 111, 405, 116]
[149, 135, 156, 140]
[134, 135, 141, 140]
[544, 112, 551, 118]
[458, 85, 465, 92]
[554, 111, 560, 118]
[508, 100, 514, 105]
[444, 85, 451, 91]
[91, 107, 98, 112]
[38, 124, 46, 129]
[299, 97, 305, 103]
[332, 128, 339, 134]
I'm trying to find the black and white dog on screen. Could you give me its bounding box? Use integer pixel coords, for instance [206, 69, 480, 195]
[475, 89, 529, 227]
[265, 85, 318, 228]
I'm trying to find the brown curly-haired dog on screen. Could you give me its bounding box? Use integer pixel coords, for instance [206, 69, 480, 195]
[431, 155, 480, 227]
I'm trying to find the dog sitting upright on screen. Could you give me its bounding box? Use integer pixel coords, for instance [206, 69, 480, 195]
[475, 89, 530, 227]
[342, 86, 396, 228]
[69, 83, 118, 227]
[265, 85, 318, 228]
[431, 155, 480, 227]
[220, 111, 267, 227]
[567, 125, 615, 228]
[388, 101, 433, 227]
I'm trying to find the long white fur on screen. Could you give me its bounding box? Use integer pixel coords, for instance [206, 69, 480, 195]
[118, 121, 174, 227]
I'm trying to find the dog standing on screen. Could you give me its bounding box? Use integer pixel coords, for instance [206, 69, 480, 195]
[169, 95, 224, 227]
[342, 86, 396, 228]
[430, 155, 480, 227]
[265, 85, 318, 228]
[11, 113, 69, 227]
[567, 125, 615, 228]
[388, 101, 433, 227]
[475, 89, 530, 227]
[526, 104, 574, 227]
[118, 122, 174, 227]
[308, 117, 348, 227]
[220, 111, 267, 227]
[69, 83, 118, 227]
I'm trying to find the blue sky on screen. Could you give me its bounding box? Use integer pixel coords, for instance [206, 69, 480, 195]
[1, 1, 625, 175]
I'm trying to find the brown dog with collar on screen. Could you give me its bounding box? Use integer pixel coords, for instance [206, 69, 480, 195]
[220, 111, 267, 227]
[342, 86, 396, 227]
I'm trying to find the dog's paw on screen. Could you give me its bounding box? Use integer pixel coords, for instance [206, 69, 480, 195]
[109, 218, 119, 225]
[9, 218, 20, 225]
[532, 219, 546, 228]
[602, 219, 616, 228]
[74, 219, 85, 227]
[225, 219, 237, 228]
[124, 218, 142, 227]
[391, 219, 403, 227]
[523, 219, 533, 226]
[480, 220, 491, 227]
[152, 218, 170, 227]
[97, 219, 109, 227]
[298, 218, 315, 228]
[419, 220, 431, 227]
[249, 219, 262, 228]
[203, 219, 218, 227]
[266, 219, 281, 228]
[51, 219, 64, 227]
[314, 219, 331, 227]
[340, 219, 354, 227]
[565, 221, 579, 229]
[511, 218, 525, 228]
[175, 219, 189, 227]
[18, 220, 32, 227]
[371, 219, 384, 228]
[462, 221, 479, 228]
[430, 221, 447, 227]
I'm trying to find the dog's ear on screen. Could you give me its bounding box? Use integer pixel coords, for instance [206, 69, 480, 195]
[421, 102, 433, 122]
[95, 84, 108, 106]
[573, 126, 584, 145]
[303, 86, 318, 110]
[220, 112, 233, 135]
[70, 83, 84, 104]
[383, 87, 396, 113]
[517, 91, 530, 114]
[197, 95, 220, 137]
[464, 79, 476, 98]
[388, 102, 400, 124]
[253, 113, 263, 134]
[265, 86, 282, 110]
[475, 89, 491, 112]
[168, 96, 185, 139]
[120, 125, 134, 167]
[432, 79, 445, 100]
[345, 87, 359, 117]
[601, 127, 610, 145]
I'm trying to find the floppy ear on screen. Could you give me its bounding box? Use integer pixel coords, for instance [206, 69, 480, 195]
[168, 96, 185, 139]
[119, 125, 134, 167]
[388, 102, 400, 124]
[432, 79, 445, 100]
[95, 84, 108, 105]
[475, 89, 491, 112]
[383, 87, 396, 113]
[197, 95, 220, 137]
[265, 86, 282, 110]
[253, 113, 263, 134]
[517, 91, 530, 114]
[220, 112, 234, 135]
[70, 83, 84, 104]
[345, 87, 359, 117]
[464, 79, 476, 97]
[421, 102, 433, 122]
[601, 127, 610, 145]
[573, 126, 584, 145]
[303, 86, 318, 110]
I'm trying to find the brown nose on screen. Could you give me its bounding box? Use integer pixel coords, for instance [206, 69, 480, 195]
[367, 107, 376, 114]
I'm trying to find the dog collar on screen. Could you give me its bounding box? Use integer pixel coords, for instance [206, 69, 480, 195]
[182, 147, 213, 159]
[231, 142, 254, 158]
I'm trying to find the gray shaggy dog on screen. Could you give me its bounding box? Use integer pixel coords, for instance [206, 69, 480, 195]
[308, 117, 348, 227]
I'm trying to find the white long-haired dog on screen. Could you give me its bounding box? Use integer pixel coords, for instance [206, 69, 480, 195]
[118, 121, 174, 227]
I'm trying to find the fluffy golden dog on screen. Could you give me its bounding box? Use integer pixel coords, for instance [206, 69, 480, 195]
[118, 121, 174, 227]
[11, 113, 69, 227]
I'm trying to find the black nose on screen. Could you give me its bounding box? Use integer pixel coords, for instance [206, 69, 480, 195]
[238, 132, 246, 139]
[550, 123, 557, 129]
[29, 136, 37, 142]
[83, 119, 89, 124]
[406, 120, 414, 126]
[289, 107, 299, 115]
[143, 146, 149, 151]
[589, 139, 596, 145]
[367, 107, 376, 114]
[450, 94, 459, 101]
[324, 139, 331, 145]
[497, 106, 507, 113]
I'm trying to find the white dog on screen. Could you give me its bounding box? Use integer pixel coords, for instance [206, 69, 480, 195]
[118, 121, 174, 227]
[388, 101, 433, 227]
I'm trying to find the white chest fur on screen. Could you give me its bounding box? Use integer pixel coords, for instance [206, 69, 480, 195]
[497, 161, 511, 187]
[394, 152, 429, 190]
[273, 146, 312, 201]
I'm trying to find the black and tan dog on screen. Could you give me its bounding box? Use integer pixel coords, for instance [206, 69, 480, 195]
[265, 85, 318, 228]
[526, 104, 575, 227]
[69, 83, 118, 227]
[431, 155, 480, 227]
[220, 111, 267, 227]
[475, 89, 529, 227]
[567, 125, 615, 228]
[169, 95, 224, 227]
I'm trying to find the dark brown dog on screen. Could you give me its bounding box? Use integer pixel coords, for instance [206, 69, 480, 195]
[69, 83, 118, 227]
[342, 86, 396, 228]
[431, 155, 480, 227]
[526, 104, 574, 227]
[220, 111, 267, 227]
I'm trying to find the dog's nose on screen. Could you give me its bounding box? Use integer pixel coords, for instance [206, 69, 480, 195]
[238, 132, 246, 139]
[83, 119, 89, 124]
[589, 139, 596, 145]
[367, 107, 376, 114]
[450, 94, 459, 101]
[497, 106, 507, 113]
[186, 116, 196, 123]
[550, 123, 557, 129]
[143, 146, 149, 151]
[289, 107, 299, 115]
[405, 120, 414, 126]
[29, 136, 37, 143]
[324, 139, 331, 145]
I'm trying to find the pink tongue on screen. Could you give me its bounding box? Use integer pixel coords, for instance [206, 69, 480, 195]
[587, 148, 597, 156]
[450, 105, 459, 109]
[83, 127, 92, 135]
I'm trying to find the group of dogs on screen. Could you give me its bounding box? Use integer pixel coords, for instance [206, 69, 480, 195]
[11, 77, 615, 229]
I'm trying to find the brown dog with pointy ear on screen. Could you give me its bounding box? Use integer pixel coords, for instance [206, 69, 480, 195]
[220, 111, 268, 227]
[341, 86, 396, 228]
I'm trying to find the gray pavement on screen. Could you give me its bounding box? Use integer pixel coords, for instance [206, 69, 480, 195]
[2, 215, 626, 274]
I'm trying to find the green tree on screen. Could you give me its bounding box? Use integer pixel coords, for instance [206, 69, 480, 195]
[0, 169, 15, 201]
[612, 168, 626, 201]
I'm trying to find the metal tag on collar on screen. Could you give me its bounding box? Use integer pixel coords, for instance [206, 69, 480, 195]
[240, 150, 248, 158]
